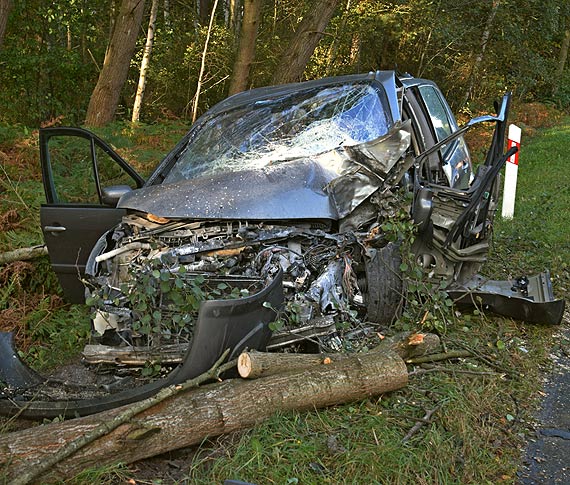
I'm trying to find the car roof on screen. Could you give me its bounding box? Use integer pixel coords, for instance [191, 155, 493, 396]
[205, 70, 403, 125]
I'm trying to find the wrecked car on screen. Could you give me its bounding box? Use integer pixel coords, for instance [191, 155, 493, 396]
[0, 71, 565, 418]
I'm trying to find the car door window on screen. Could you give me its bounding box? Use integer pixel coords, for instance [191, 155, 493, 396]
[417, 85, 472, 189]
[48, 136, 100, 204]
[418, 85, 454, 143]
[48, 136, 142, 204]
[41, 128, 145, 205]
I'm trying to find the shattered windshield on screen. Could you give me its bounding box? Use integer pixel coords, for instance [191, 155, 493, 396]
[164, 82, 393, 183]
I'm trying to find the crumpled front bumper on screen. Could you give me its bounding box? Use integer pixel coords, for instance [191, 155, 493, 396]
[0, 270, 283, 419]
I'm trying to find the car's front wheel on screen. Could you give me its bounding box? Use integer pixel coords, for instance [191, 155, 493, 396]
[364, 242, 404, 324]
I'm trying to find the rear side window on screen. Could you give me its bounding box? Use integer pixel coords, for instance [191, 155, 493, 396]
[418, 85, 454, 142]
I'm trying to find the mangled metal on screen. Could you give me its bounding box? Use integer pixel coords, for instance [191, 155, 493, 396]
[0, 71, 565, 418]
[448, 271, 565, 325]
[118, 84, 409, 221]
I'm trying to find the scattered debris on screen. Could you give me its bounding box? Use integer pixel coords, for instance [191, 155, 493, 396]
[0, 71, 564, 418]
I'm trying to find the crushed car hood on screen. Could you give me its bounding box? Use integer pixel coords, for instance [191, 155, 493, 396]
[118, 159, 339, 220]
[118, 123, 412, 220]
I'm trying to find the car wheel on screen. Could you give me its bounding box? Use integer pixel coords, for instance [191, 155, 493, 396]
[364, 242, 404, 324]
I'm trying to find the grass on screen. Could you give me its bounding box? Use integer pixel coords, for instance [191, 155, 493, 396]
[0, 113, 568, 483]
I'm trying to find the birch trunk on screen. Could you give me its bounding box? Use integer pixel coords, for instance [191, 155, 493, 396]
[190, 0, 219, 122]
[0, 245, 48, 265]
[132, 0, 160, 123]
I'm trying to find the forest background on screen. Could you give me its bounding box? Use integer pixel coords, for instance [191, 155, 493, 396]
[1, 0, 570, 128]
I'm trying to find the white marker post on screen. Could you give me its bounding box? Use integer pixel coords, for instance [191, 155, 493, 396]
[501, 124, 521, 219]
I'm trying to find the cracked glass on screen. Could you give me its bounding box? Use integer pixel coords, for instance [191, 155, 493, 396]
[164, 83, 392, 184]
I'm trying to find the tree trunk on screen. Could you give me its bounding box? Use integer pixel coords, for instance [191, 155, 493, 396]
[163, 0, 170, 29]
[553, 29, 570, 96]
[272, 0, 341, 84]
[66, 23, 72, 51]
[228, 0, 263, 95]
[349, 32, 361, 68]
[199, 0, 213, 24]
[0, 0, 13, 49]
[132, 0, 160, 123]
[0, 350, 407, 482]
[107, 0, 119, 57]
[229, 0, 240, 34]
[190, 0, 219, 122]
[238, 332, 441, 379]
[85, 0, 146, 127]
[462, 0, 501, 106]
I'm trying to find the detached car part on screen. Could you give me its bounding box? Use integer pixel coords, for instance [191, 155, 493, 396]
[448, 271, 564, 325]
[0, 270, 282, 418]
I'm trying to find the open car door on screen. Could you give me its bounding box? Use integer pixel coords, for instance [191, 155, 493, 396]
[40, 127, 145, 303]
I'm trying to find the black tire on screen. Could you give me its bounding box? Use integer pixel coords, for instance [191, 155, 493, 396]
[364, 242, 404, 324]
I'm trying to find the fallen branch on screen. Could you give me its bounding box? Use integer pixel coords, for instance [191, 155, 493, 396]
[83, 343, 187, 366]
[402, 404, 442, 443]
[457, 343, 519, 377]
[406, 350, 472, 365]
[409, 366, 505, 377]
[0, 350, 408, 482]
[11, 350, 234, 485]
[0, 245, 48, 265]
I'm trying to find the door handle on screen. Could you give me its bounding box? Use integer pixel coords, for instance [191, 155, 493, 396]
[44, 225, 67, 233]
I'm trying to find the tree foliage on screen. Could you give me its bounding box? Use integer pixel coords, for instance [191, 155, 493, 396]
[0, 0, 568, 127]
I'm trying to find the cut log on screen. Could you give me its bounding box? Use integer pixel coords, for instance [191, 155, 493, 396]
[238, 332, 440, 379]
[238, 350, 343, 379]
[0, 245, 48, 265]
[83, 344, 188, 365]
[0, 350, 408, 482]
